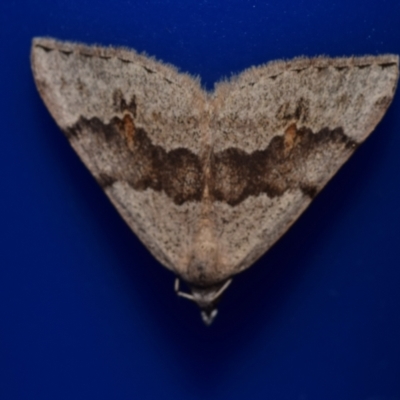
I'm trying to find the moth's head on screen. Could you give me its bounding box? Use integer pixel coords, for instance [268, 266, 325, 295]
[190, 286, 221, 325]
[175, 279, 232, 325]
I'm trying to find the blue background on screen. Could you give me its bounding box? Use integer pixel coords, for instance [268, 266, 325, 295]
[1, 1, 400, 399]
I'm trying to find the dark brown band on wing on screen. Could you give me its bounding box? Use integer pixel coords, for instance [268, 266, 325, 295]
[210, 124, 358, 206]
[66, 115, 205, 205]
[66, 115, 357, 206]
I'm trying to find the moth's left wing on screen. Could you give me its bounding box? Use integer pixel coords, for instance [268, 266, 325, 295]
[31, 37, 207, 276]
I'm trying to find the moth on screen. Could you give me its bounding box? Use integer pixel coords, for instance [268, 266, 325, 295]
[31, 37, 399, 324]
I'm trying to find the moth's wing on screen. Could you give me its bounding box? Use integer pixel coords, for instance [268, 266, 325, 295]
[31, 37, 207, 274]
[211, 55, 399, 278]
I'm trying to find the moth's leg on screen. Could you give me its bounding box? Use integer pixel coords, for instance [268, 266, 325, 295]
[174, 278, 195, 301]
[210, 279, 233, 302]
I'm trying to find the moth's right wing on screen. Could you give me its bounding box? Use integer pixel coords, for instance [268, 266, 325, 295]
[210, 55, 399, 278]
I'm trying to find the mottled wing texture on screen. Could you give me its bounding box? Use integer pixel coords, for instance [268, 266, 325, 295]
[32, 37, 399, 287]
[31, 37, 208, 275]
[210, 55, 399, 278]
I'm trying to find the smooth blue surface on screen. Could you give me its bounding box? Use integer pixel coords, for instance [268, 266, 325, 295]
[1, 1, 400, 399]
